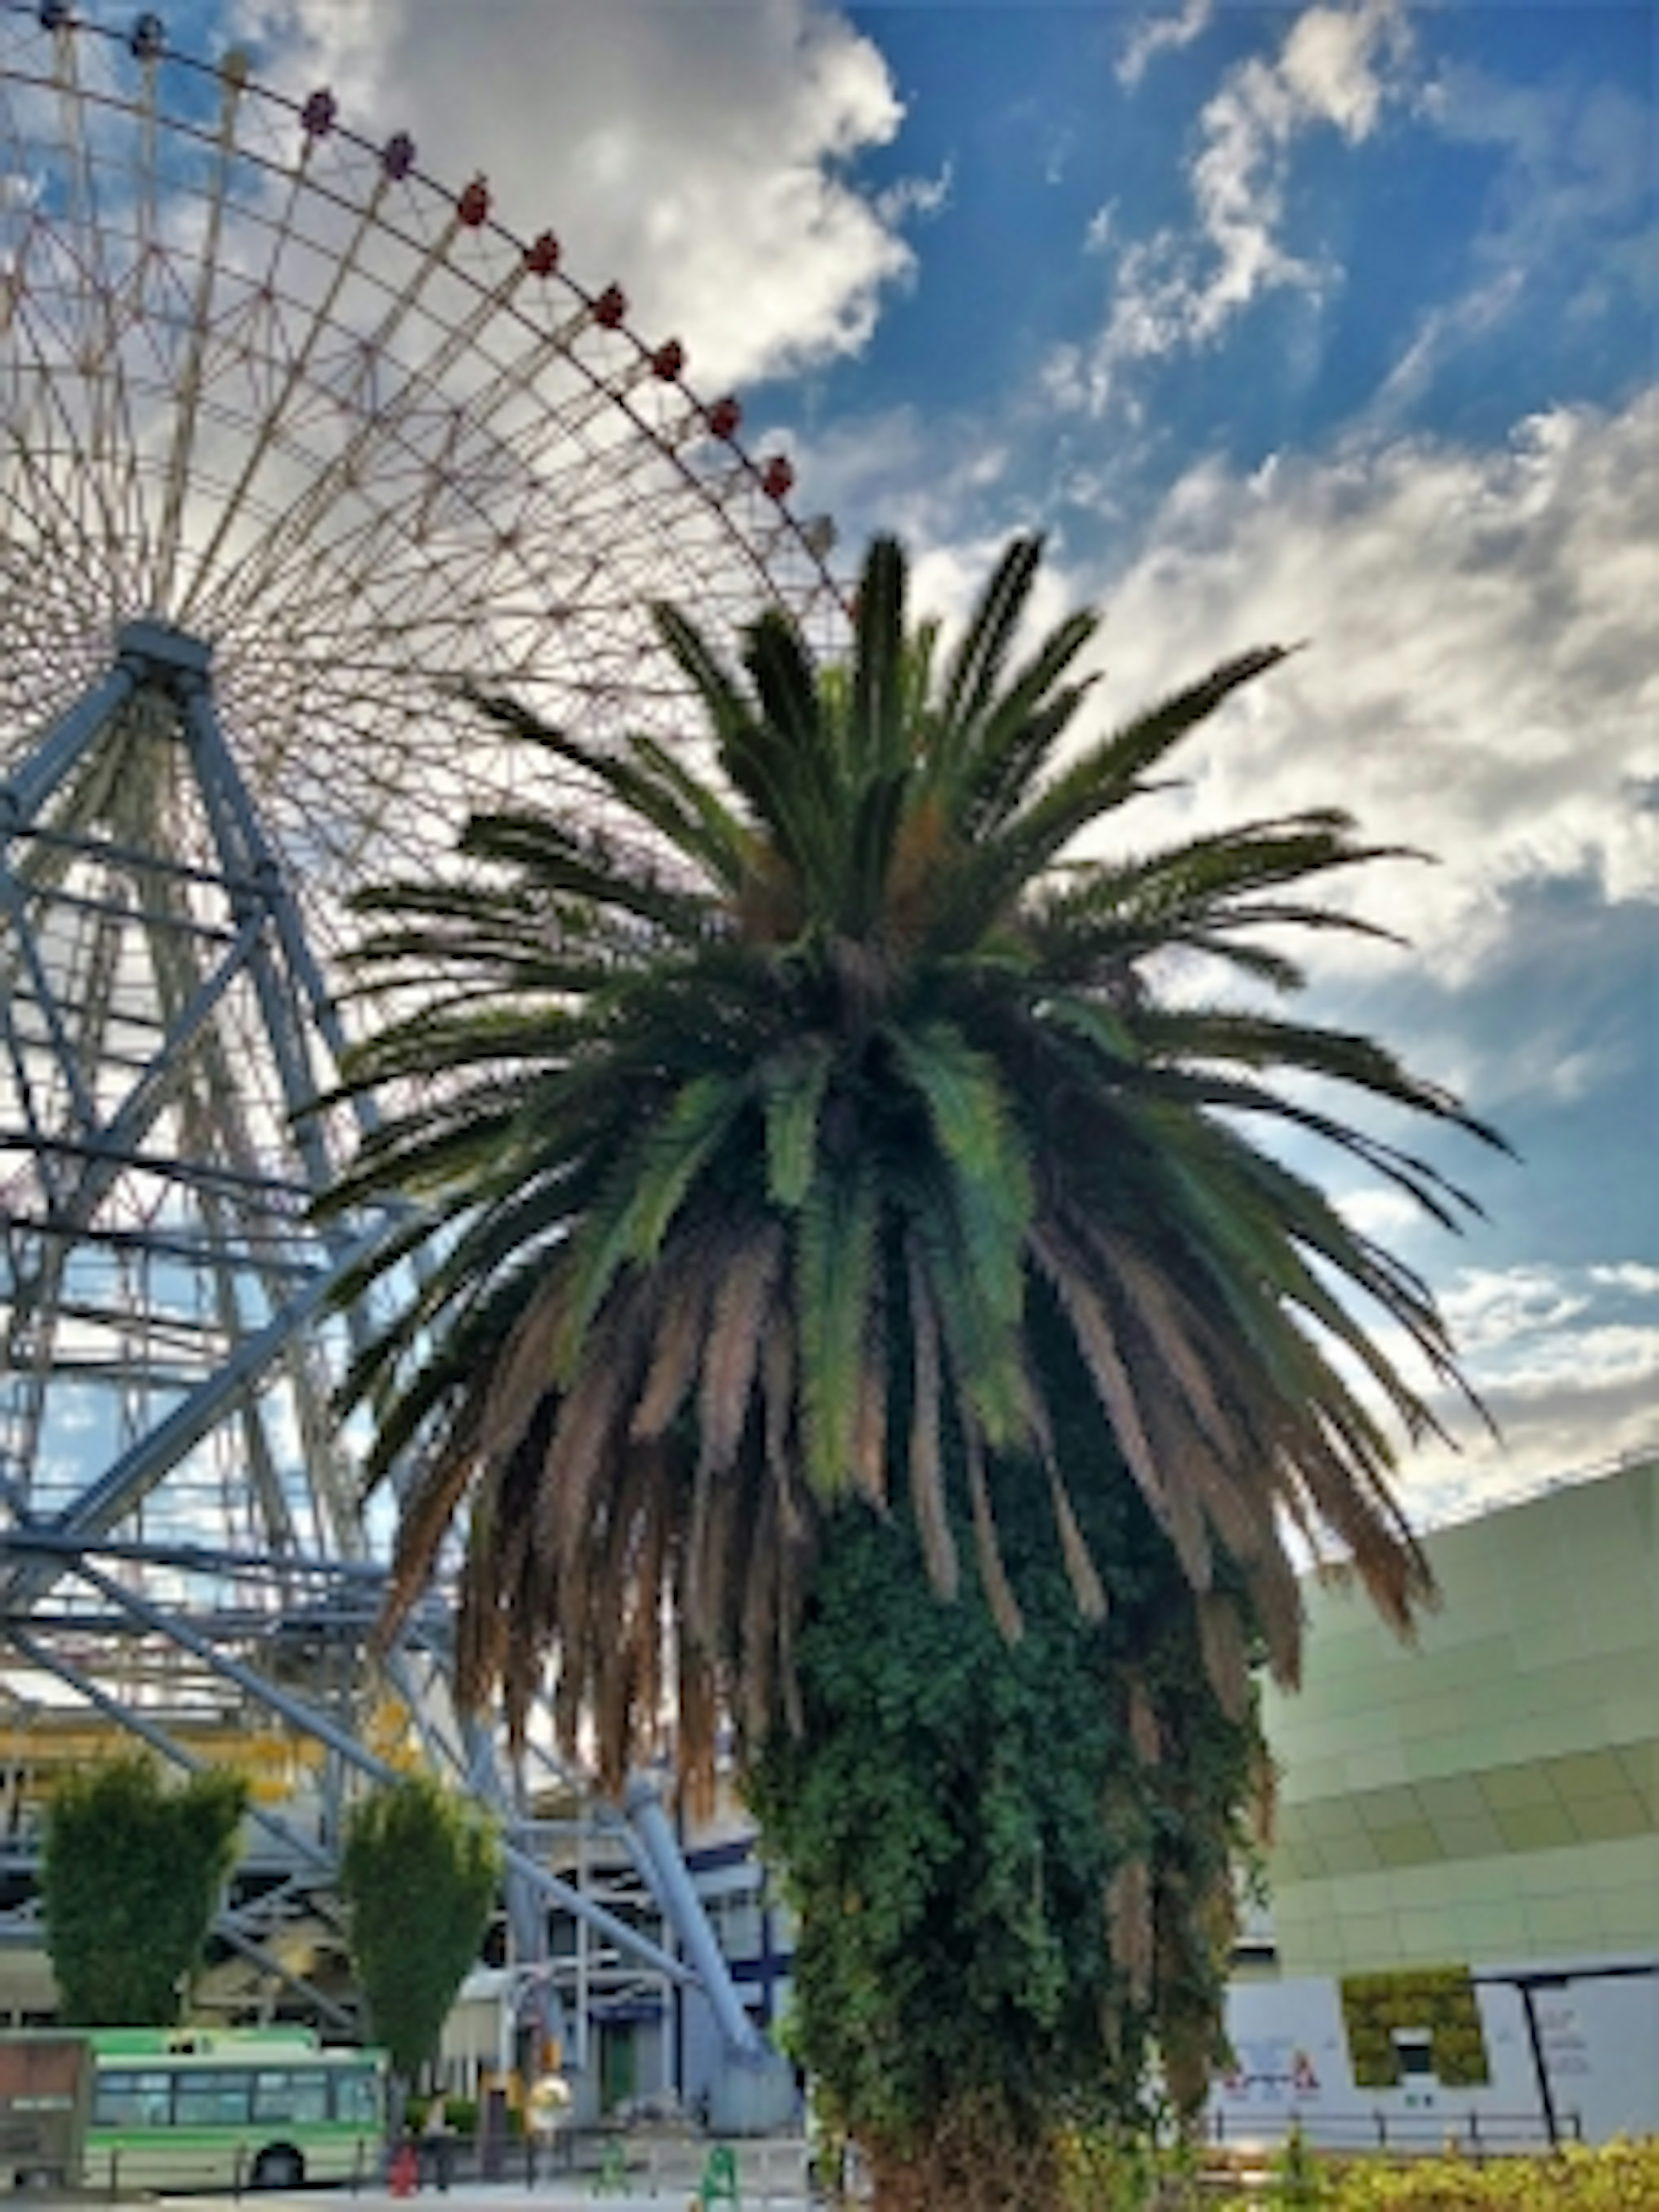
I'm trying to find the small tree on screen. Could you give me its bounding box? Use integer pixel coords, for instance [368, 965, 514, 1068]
[339, 1773, 499, 2097]
[41, 1754, 248, 2024]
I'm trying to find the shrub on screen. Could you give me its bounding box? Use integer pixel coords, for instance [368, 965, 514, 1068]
[1055, 2135, 1659, 2209]
[1291, 2140, 1659, 2210]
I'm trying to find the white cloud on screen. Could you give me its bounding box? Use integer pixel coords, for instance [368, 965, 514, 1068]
[1068, 0, 1416, 413]
[1438, 1266, 1593, 1356]
[1278, 0, 1408, 139]
[1374, 1259, 1659, 1524]
[1397, 1407, 1658, 1530]
[1117, 0, 1214, 92]
[230, 0, 916, 390]
[1055, 388, 1659, 981]
[875, 163, 953, 227]
[1337, 1185, 1427, 1242]
[1084, 200, 1118, 256]
[779, 405, 1026, 571]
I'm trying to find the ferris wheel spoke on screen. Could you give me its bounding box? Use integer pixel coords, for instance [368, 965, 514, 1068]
[1, 208, 132, 610]
[200, 183, 526, 620]
[150, 57, 250, 609]
[50, 54, 158, 594]
[177, 121, 423, 622]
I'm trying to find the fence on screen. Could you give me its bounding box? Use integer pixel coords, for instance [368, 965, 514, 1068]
[1206, 2107, 1581, 2159]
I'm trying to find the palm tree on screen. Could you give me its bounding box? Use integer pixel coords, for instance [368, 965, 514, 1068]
[321, 533, 1499, 2199]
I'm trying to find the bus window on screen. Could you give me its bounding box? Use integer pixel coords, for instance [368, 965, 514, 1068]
[95, 2070, 173, 2128]
[333, 2070, 380, 2127]
[253, 2070, 328, 2125]
[172, 2071, 251, 2127]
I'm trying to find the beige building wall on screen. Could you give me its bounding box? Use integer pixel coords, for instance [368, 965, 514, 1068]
[1261, 1456, 1658, 1975]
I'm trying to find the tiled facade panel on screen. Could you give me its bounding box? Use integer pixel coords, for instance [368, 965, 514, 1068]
[1261, 1459, 1658, 1974]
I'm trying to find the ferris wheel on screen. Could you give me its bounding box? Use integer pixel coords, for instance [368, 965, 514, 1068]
[0, 3, 841, 2058]
[0, 3, 841, 939]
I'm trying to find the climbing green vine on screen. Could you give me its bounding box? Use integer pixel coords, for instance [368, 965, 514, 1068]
[749, 1450, 1268, 2210]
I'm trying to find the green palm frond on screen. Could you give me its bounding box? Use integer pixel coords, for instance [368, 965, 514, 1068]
[937, 532, 1045, 740]
[762, 1040, 836, 1208]
[559, 1071, 754, 1368]
[463, 688, 750, 893]
[1012, 645, 1293, 857]
[851, 534, 909, 780]
[795, 1156, 882, 1497]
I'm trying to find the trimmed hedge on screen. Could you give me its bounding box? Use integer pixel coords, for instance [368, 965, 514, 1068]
[1056, 2133, 1659, 2209]
[1305, 2138, 1659, 2209]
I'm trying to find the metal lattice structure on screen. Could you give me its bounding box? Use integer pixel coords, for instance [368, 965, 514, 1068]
[0, 3, 841, 2092]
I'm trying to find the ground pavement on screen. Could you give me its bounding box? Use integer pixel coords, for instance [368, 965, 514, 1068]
[156, 2137, 827, 2212]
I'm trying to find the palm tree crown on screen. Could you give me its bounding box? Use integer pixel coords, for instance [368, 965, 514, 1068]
[323, 534, 1500, 1789]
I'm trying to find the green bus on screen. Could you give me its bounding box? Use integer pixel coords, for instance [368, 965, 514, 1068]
[84, 2027, 387, 2190]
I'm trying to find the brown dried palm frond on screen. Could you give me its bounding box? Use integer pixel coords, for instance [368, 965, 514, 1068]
[1042, 1450, 1109, 1621]
[1196, 1591, 1251, 1723]
[1126, 1677, 1163, 1768]
[697, 1220, 786, 1471]
[964, 1427, 1023, 1643]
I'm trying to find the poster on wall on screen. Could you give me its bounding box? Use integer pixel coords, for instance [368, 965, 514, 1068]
[1217, 2036, 1324, 2107]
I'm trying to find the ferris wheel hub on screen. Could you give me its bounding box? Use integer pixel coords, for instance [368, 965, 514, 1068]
[116, 620, 212, 681]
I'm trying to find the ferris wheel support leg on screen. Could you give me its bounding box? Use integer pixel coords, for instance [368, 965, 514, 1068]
[0, 658, 139, 830]
[210, 1918, 357, 2034]
[175, 680, 375, 1112]
[372, 1642, 477, 1786]
[0, 1217, 391, 1614]
[173, 660, 340, 1185]
[623, 1775, 768, 2063]
[449, 1709, 569, 2066]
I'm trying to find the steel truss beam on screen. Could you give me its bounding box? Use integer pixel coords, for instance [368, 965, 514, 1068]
[0, 636, 763, 2063]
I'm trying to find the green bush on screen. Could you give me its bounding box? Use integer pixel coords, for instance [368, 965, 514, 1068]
[1055, 2135, 1659, 2209]
[438, 2097, 522, 2140]
[1314, 2138, 1659, 2209]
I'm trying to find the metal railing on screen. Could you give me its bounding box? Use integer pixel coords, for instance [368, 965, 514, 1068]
[1206, 2105, 1582, 2158]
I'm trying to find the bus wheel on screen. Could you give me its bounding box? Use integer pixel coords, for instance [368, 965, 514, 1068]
[252, 2145, 305, 2189]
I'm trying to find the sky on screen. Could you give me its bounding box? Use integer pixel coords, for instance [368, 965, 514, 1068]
[164, 0, 1658, 1526]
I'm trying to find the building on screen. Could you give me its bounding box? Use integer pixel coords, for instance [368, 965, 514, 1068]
[1261, 1453, 1656, 1978]
[1218, 1452, 1658, 2147]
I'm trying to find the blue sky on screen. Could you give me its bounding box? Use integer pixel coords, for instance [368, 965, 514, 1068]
[165, 0, 1659, 1519]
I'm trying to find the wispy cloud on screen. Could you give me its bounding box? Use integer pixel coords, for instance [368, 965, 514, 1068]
[875, 162, 953, 227]
[1058, 0, 1417, 415]
[1364, 68, 1653, 431]
[1117, 0, 1214, 92]
[1364, 1260, 1659, 1522]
